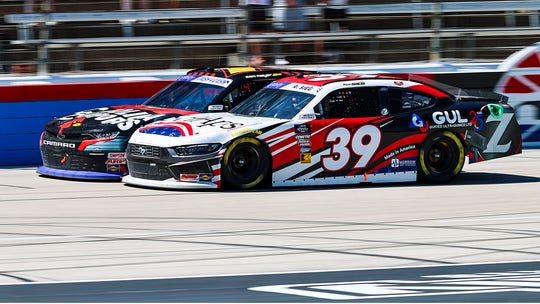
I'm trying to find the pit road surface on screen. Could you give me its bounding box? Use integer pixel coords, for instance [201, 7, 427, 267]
[0, 150, 539, 300]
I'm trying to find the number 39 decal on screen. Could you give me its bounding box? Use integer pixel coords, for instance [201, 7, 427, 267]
[322, 125, 382, 172]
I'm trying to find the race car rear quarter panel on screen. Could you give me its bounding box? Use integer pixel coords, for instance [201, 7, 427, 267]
[0, 80, 172, 166]
[461, 102, 522, 163]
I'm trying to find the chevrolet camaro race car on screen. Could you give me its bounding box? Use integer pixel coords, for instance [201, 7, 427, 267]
[123, 73, 522, 190]
[37, 67, 308, 180]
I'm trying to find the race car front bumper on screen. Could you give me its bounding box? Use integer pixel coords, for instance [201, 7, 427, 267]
[36, 166, 124, 180]
[122, 175, 218, 189]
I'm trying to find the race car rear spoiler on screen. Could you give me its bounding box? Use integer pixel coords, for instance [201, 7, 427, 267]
[397, 73, 509, 104]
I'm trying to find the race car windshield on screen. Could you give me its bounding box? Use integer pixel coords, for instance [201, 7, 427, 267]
[230, 88, 314, 119]
[144, 81, 226, 112]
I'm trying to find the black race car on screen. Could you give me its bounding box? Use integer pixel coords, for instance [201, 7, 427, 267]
[38, 67, 310, 180]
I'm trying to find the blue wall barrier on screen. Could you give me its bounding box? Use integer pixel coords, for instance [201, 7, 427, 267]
[0, 79, 174, 166]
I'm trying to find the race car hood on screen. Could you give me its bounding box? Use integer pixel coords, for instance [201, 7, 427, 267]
[130, 112, 285, 147]
[44, 105, 198, 137]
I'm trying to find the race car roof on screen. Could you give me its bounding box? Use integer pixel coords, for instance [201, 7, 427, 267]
[274, 73, 454, 98]
[274, 73, 404, 86]
[186, 67, 312, 79]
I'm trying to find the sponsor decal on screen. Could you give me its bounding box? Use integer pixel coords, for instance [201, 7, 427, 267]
[299, 113, 316, 120]
[300, 152, 312, 164]
[266, 81, 291, 89]
[60, 108, 166, 131]
[199, 173, 213, 181]
[177, 75, 199, 82]
[208, 105, 224, 111]
[390, 158, 416, 168]
[57, 117, 86, 137]
[179, 173, 199, 181]
[245, 73, 275, 79]
[484, 112, 515, 153]
[410, 113, 429, 132]
[295, 124, 312, 163]
[108, 152, 126, 159]
[487, 103, 504, 119]
[299, 146, 312, 153]
[295, 134, 312, 147]
[105, 159, 127, 164]
[469, 110, 485, 131]
[107, 163, 127, 174]
[294, 124, 311, 134]
[181, 116, 245, 129]
[291, 83, 318, 93]
[342, 81, 365, 86]
[383, 144, 416, 161]
[231, 129, 263, 137]
[294, 124, 312, 153]
[431, 110, 469, 128]
[191, 75, 232, 87]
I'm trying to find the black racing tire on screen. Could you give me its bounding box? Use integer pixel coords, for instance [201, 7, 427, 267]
[221, 137, 271, 189]
[418, 131, 465, 183]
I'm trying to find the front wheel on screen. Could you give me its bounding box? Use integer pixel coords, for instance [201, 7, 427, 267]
[221, 137, 270, 189]
[418, 131, 465, 183]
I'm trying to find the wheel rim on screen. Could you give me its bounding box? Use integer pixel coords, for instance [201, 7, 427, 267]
[230, 145, 260, 181]
[426, 139, 455, 173]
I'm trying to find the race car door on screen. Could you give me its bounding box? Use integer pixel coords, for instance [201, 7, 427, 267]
[298, 86, 421, 185]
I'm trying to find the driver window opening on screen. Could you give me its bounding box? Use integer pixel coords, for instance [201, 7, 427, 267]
[321, 88, 381, 118]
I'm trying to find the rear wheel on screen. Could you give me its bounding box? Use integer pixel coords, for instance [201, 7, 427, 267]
[221, 137, 270, 189]
[418, 131, 465, 183]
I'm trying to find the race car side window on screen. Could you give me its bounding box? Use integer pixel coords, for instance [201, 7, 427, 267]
[321, 87, 381, 118]
[225, 79, 275, 109]
[387, 88, 436, 114]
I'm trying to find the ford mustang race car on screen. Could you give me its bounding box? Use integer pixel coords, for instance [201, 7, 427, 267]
[123, 73, 522, 189]
[37, 67, 309, 180]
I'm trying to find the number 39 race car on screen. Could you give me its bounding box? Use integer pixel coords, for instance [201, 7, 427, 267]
[37, 67, 308, 180]
[123, 73, 522, 190]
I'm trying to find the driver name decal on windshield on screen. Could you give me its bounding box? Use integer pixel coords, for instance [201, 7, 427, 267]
[189, 75, 233, 87]
[266, 81, 291, 89]
[177, 75, 199, 82]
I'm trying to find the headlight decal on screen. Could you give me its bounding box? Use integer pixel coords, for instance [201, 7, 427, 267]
[173, 143, 222, 156]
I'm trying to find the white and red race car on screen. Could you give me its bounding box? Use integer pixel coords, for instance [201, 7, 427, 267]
[123, 73, 522, 189]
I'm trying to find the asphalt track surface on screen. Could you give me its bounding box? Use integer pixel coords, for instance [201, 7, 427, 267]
[1, 149, 539, 301]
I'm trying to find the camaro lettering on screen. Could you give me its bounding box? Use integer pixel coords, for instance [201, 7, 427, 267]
[43, 140, 76, 149]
